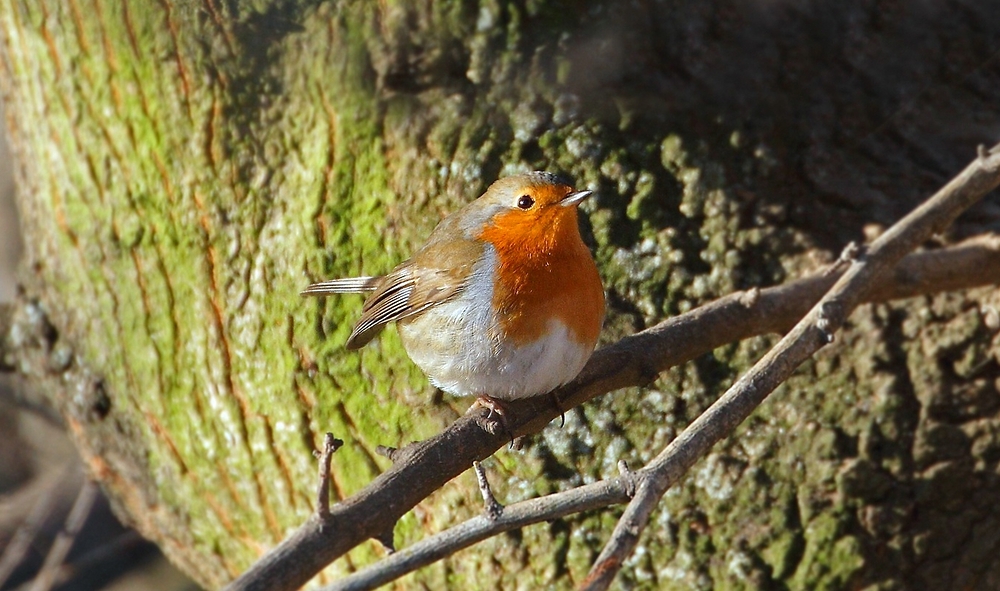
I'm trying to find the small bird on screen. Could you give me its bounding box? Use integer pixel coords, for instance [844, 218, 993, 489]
[303, 171, 605, 419]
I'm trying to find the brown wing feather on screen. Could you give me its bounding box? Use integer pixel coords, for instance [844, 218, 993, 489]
[301, 276, 380, 295]
[345, 236, 485, 349]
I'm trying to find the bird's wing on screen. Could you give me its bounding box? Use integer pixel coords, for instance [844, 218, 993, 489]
[345, 238, 484, 349]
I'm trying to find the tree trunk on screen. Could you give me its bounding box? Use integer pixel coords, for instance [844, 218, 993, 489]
[1, 1, 999, 589]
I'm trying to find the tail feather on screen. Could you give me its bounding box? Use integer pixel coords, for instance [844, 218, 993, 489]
[301, 276, 380, 296]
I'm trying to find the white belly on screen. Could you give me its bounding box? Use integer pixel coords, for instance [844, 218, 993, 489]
[396, 250, 594, 400]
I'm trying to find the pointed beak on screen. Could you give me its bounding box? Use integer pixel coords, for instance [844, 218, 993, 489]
[559, 189, 593, 207]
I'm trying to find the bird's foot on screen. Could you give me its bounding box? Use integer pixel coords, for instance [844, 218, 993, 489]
[470, 395, 514, 445]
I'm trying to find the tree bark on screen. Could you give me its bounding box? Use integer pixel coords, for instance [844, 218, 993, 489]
[1, 1, 999, 589]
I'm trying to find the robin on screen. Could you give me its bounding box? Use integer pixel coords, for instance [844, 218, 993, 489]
[303, 171, 605, 424]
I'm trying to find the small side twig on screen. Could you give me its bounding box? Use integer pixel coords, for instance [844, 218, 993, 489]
[373, 530, 396, 554]
[374, 445, 399, 462]
[314, 433, 343, 520]
[617, 461, 636, 498]
[825, 240, 865, 275]
[472, 462, 503, 521]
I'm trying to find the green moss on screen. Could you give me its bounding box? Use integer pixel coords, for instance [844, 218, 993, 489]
[762, 530, 803, 580]
[790, 514, 864, 591]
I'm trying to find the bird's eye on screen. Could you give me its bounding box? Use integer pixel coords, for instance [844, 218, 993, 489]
[516, 195, 535, 210]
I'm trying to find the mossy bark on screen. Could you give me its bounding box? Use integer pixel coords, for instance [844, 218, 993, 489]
[1, 1, 999, 589]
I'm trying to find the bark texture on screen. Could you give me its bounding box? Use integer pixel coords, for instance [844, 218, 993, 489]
[1, 1, 999, 589]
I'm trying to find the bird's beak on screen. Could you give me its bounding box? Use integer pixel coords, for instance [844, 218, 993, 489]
[559, 189, 593, 207]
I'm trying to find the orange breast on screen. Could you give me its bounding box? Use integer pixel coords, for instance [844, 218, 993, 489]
[478, 207, 604, 347]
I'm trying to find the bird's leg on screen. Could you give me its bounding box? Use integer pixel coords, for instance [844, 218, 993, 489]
[470, 395, 514, 446]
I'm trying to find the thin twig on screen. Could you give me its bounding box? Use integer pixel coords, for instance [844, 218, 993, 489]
[579, 144, 1000, 590]
[824, 240, 864, 276]
[472, 462, 503, 521]
[318, 475, 636, 591]
[28, 479, 99, 591]
[224, 220, 1000, 591]
[374, 445, 399, 462]
[314, 433, 343, 519]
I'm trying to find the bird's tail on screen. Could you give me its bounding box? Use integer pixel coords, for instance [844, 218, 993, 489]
[301, 276, 380, 296]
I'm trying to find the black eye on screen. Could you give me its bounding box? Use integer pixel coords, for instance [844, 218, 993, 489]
[517, 195, 535, 209]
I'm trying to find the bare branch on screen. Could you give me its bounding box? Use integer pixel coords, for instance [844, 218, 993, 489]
[318, 474, 636, 591]
[227, 238, 999, 591]
[580, 144, 1000, 590]
[224, 150, 1000, 591]
[308, 221, 1000, 591]
[317, 457, 649, 591]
